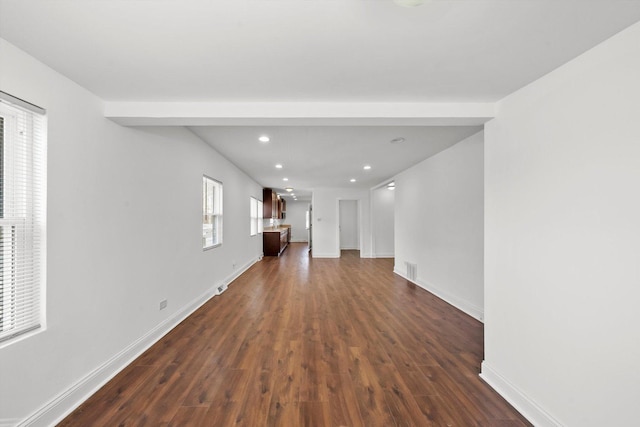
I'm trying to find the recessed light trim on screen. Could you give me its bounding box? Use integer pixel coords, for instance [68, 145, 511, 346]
[283, 177, 289, 181]
[275, 164, 283, 169]
[259, 135, 270, 143]
[363, 165, 372, 170]
[350, 178, 356, 183]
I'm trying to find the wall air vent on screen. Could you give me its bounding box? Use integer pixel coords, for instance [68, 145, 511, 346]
[405, 262, 417, 282]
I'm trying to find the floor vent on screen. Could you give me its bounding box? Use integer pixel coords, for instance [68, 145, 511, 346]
[405, 262, 417, 282]
[217, 284, 227, 294]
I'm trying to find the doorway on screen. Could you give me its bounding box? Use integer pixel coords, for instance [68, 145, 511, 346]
[339, 199, 359, 254]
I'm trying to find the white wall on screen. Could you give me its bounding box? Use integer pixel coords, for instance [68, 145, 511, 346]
[311, 188, 371, 258]
[285, 200, 309, 242]
[394, 131, 484, 321]
[482, 22, 640, 427]
[339, 199, 359, 250]
[371, 186, 394, 257]
[0, 39, 263, 426]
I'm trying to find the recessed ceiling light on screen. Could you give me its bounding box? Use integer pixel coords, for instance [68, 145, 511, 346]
[350, 179, 356, 183]
[390, 137, 405, 144]
[363, 165, 372, 170]
[275, 164, 283, 169]
[283, 177, 289, 181]
[387, 182, 395, 187]
[286, 187, 293, 192]
[258, 135, 270, 143]
[388, 186, 395, 190]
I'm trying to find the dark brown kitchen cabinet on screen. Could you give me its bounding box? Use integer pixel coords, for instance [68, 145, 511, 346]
[263, 227, 290, 256]
[263, 188, 286, 219]
[263, 188, 278, 219]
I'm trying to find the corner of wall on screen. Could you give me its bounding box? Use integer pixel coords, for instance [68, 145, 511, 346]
[480, 362, 563, 427]
[393, 269, 484, 322]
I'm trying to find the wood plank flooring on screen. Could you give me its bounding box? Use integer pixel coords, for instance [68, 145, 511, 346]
[59, 243, 530, 426]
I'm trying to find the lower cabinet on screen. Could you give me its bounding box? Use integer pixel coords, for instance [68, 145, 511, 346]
[263, 228, 290, 256]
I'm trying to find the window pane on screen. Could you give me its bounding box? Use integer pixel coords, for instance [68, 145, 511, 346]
[0, 94, 46, 345]
[250, 197, 258, 236]
[203, 176, 222, 249]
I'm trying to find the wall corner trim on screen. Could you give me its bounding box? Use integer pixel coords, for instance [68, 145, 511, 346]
[480, 362, 564, 427]
[18, 257, 260, 427]
[392, 269, 484, 322]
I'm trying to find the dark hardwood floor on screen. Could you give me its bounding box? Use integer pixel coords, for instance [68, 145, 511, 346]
[59, 243, 530, 426]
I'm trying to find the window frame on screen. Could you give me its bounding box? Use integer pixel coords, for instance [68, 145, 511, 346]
[202, 175, 223, 250]
[250, 197, 258, 236]
[250, 196, 263, 237]
[0, 91, 46, 347]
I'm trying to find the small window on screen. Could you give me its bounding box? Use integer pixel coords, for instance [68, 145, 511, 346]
[250, 197, 263, 237]
[250, 197, 258, 236]
[203, 176, 223, 249]
[0, 92, 46, 346]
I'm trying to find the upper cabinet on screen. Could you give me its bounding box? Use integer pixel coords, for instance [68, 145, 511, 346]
[263, 188, 286, 219]
[263, 188, 277, 219]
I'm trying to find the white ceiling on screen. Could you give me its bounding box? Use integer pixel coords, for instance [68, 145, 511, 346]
[2, 0, 640, 198]
[189, 125, 482, 199]
[3, 0, 640, 102]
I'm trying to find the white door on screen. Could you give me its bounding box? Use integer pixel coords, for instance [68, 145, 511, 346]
[339, 200, 359, 250]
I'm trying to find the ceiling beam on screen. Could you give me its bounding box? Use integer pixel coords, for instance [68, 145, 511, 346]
[104, 102, 496, 126]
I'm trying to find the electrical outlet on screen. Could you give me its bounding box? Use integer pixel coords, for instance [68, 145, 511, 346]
[159, 299, 168, 310]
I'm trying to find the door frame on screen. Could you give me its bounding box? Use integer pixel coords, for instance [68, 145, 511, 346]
[336, 198, 361, 256]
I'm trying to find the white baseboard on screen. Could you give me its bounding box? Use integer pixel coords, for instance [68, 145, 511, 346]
[19, 257, 260, 427]
[480, 362, 563, 427]
[374, 252, 394, 258]
[393, 268, 484, 322]
[1, 419, 21, 427]
[312, 252, 340, 258]
[223, 257, 259, 289]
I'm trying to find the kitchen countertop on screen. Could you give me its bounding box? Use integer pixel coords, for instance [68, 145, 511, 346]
[264, 225, 290, 233]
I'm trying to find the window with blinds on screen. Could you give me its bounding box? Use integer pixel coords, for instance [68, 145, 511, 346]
[202, 175, 222, 249]
[258, 200, 263, 234]
[250, 197, 258, 236]
[0, 92, 46, 345]
[250, 196, 263, 236]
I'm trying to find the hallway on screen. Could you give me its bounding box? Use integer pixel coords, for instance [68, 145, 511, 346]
[60, 243, 529, 426]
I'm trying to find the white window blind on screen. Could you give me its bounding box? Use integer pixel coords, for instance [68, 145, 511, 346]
[202, 175, 222, 249]
[0, 92, 46, 345]
[250, 197, 258, 236]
